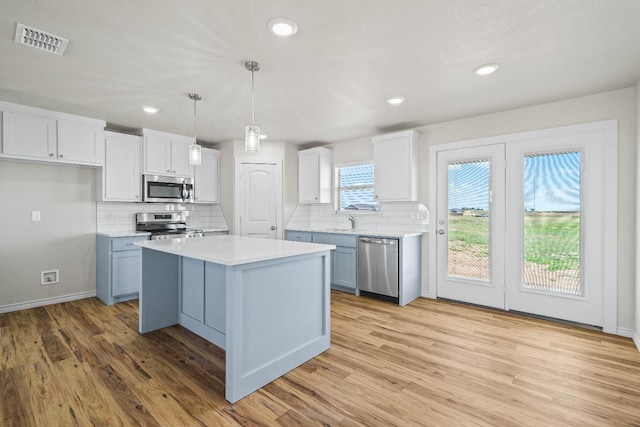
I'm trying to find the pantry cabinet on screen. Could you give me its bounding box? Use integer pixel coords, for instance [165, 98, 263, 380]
[298, 147, 332, 203]
[1, 102, 105, 166]
[142, 128, 193, 178]
[193, 147, 220, 203]
[372, 130, 420, 202]
[99, 131, 142, 202]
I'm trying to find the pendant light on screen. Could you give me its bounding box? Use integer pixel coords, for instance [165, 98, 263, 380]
[188, 93, 202, 165]
[244, 60, 260, 153]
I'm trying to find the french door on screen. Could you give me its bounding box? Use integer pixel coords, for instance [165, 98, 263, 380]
[436, 144, 505, 309]
[434, 123, 612, 327]
[505, 134, 603, 325]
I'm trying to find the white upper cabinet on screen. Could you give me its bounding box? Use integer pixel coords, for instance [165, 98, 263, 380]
[193, 147, 220, 203]
[1, 102, 105, 166]
[372, 130, 421, 202]
[57, 120, 104, 164]
[99, 131, 142, 202]
[142, 129, 193, 178]
[298, 147, 332, 204]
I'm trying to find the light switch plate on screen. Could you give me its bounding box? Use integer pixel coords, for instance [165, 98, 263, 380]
[31, 211, 41, 221]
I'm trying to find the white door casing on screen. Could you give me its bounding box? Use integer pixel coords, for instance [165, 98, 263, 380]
[235, 159, 282, 239]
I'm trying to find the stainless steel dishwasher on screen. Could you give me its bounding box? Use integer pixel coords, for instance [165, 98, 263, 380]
[358, 237, 399, 302]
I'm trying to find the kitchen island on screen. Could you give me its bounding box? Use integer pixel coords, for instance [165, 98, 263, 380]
[135, 235, 334, 403]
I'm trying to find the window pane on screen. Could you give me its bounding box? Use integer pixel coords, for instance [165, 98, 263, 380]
[523, 152, 581, 295]
[337, 163, 378, 211]
[447, 159, 490, 282]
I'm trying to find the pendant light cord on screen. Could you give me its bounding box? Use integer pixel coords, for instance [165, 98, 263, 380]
[193, 97, 197, 140]
[251, 67, 255, 126]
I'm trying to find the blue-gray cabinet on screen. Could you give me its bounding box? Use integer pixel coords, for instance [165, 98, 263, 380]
[286, 230, 422, 305]
[285, 230, 313, 243]
[97, 234, 149, 305]
[286, 231, 358, 294]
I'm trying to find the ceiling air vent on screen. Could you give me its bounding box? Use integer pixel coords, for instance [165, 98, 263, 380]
[14, 23, 69, 56]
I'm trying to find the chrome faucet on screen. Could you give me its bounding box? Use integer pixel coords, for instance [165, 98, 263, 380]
[348, 215, 356, 230]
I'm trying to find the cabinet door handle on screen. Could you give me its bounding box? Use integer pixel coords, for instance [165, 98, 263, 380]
[49, 153, 55, 157]
[166, 169, 170, 173]
[58, 154, 64, 158]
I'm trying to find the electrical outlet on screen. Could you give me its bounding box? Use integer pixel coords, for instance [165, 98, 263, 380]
[32, 211, 41, 221]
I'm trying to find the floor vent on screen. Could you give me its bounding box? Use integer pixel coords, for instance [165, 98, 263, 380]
[14, 23, 69, 56]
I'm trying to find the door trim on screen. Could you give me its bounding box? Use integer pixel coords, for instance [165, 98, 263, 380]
[234, 157, 283, 239]
[428, 120, 617, 333]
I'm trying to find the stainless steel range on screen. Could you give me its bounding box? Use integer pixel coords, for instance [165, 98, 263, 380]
[136, 212, 204, 240]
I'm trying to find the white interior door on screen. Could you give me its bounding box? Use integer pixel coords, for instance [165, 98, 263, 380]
[506, 134, 604, 326]
[435, 144, 506, 309]
[238, 162, 279, 239]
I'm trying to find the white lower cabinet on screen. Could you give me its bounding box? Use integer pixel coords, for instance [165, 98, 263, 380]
[97, 235, 149, 305]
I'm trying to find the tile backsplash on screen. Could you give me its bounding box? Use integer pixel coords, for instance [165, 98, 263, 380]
[97, 202, 229, 233]
[286, 202, 429, 233]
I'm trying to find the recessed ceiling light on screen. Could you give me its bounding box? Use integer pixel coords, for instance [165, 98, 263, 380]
[141, 105, 160, 114]
[259, 134, 268, 140]
[268, 18, 298, 37]
[474, 63, 500, 76]
[386, 96, 405, 105]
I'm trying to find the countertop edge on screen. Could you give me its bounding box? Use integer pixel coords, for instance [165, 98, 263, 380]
[97, 231, 151, 238]
[135, 236, 335, 266]
[285, 228, 425, 238]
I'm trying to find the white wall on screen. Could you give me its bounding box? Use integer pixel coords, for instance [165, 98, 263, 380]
[0, 161, 97, 311]
[331, 87, 637, 330]
[635, 78, 640, 349]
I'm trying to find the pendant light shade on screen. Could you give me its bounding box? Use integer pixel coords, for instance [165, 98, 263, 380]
[245, 125, 260, 153]
[244, 61, 260, 153]
[188, 93, 202, 165]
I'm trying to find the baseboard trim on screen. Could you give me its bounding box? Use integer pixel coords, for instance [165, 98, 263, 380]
[632, 330, 640, 352]
[421, 291, 437, 299]
[616, 327, 634, 338]
[0, 291, 97, 314]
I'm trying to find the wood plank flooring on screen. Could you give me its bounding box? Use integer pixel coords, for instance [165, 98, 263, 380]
[1, 291, 639, 426]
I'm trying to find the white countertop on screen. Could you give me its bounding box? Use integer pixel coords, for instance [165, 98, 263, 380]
[135, 235, 335, 266]
[285, 227, 424, 238]
[97, 231, 151, 238]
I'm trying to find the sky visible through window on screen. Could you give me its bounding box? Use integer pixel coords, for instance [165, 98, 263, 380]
[448, 152, 581, 212]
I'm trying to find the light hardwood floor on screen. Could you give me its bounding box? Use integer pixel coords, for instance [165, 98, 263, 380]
[1, 291, 639, 426]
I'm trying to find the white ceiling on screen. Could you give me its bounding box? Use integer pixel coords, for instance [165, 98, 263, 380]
[2, 0, 640, 145]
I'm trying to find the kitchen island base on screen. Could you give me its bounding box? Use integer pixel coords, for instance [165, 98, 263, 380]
[138, 245, 331, 403]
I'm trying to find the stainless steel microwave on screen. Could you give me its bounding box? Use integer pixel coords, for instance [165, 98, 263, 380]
[143, 174, 194, 203]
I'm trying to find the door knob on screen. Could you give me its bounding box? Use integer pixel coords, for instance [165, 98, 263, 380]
[437, 229, 445, 235]
[270, 226, 276, 230]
